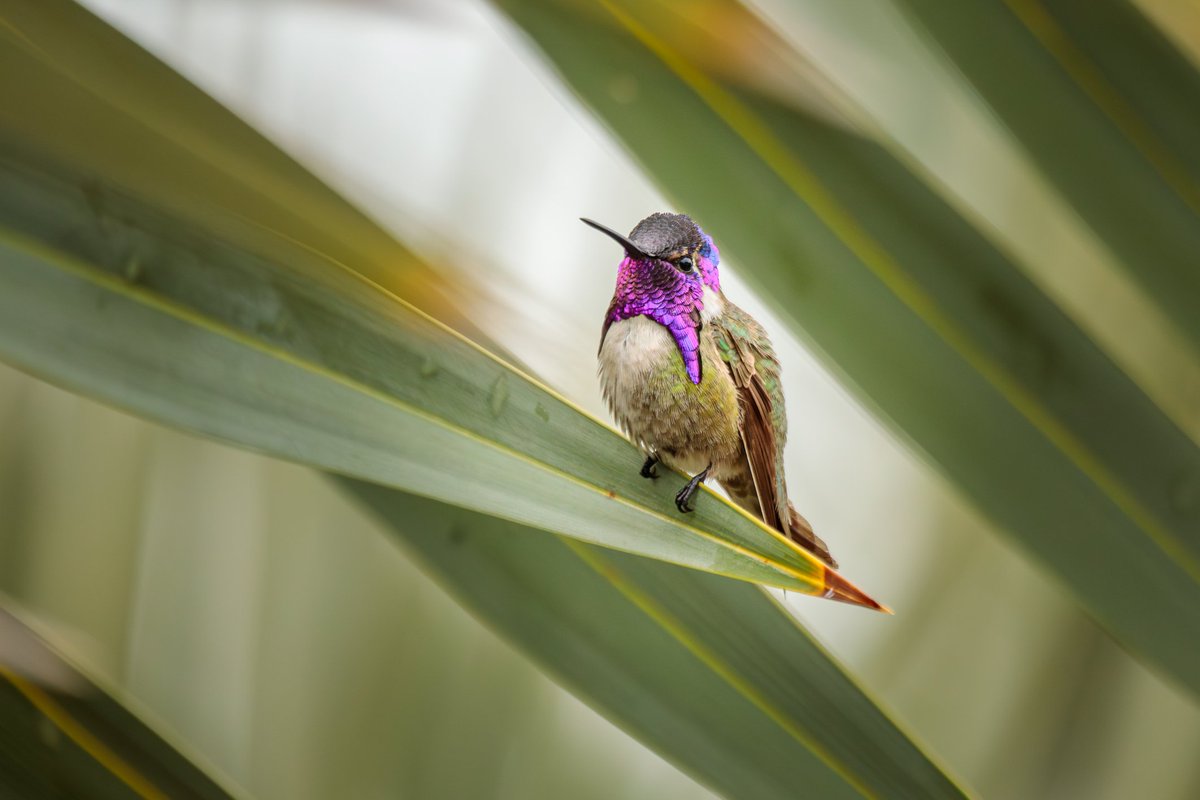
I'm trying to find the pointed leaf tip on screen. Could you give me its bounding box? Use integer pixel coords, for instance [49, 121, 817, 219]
[822, 567, 890, 613]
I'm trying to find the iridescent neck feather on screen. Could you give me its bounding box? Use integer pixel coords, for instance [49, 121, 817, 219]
[603, 214, 722, 385]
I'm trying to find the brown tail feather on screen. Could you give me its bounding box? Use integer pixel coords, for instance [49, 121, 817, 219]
[787, 504, 837, 569]
[721, 476, 838, 568]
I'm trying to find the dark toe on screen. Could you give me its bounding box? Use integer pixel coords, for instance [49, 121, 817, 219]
[640, 456, 660, 480]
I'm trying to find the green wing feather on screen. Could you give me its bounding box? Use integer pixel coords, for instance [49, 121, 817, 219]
[711, 302, 790, 525]
[713, 301, 837, 567]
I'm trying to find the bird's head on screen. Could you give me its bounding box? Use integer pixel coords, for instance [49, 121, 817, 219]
[582, 211, 721, 295]
[583, 212, 723, 384]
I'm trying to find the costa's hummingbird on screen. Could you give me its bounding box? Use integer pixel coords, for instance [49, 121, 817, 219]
[584, 213, 837, 568]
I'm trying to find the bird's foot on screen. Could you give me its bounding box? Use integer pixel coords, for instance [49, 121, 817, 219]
[674, 463, 711, 513]
[639, 454, 660, 480]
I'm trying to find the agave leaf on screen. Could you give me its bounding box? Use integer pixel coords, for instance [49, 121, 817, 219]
[0, 4, 954, 795]
[0, 154, 876, 602]
[0, 2, 883, 602]
[0, 0, 441, 312]
[0, 4, 957, 796]
[490, 0, 1200, 695]
[339, 478, 969, 800]
[0, 607, 238, 800]
[891, 0, 1200, 355]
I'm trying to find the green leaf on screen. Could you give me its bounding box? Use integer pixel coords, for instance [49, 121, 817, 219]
[338, 477, 969, 800]
[0, 155, 871, 602]
[0, 0, 433, 308]
[490, 0, 1200, 695]
[891, 0, 1200, 354]
[0, 607, 237, 800]
[0, 4, 956, 795]
[0, 2, 883, 603]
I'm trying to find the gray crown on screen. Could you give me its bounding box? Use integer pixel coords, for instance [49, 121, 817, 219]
[628, 213, 702, 258]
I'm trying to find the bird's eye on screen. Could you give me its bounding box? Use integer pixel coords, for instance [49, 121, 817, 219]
[678, 256, 694, 272]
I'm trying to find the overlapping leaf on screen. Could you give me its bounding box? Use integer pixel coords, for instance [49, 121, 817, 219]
[893, 0, 1200, 353]
[341, 479, 968, 800]
[0, 4, 971, 797]
[0, 608, 237, 800]
[0, 1, 887, 601]
[489, 0, 1200, 696]
[0, 155, 870, 599]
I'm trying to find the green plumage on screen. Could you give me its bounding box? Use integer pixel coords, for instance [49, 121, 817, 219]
[599, 298, 836, 567]
[589, 211, 835, 567]
[710, 303, 791, 526]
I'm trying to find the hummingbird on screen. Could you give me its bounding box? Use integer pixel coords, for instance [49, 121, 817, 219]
[584, 212, 837, 568]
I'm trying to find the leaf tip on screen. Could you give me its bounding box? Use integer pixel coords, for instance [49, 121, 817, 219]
[822, 566, 889, 613]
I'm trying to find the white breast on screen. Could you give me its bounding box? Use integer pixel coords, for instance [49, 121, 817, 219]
[598, 316, 675, 437]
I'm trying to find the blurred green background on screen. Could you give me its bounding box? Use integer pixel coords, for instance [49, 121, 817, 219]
[3, 0, 1200, 798]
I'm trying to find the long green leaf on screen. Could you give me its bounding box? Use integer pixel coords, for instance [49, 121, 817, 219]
[0, 153, 867, 601]
[891, 0, 1200, 355]
[490, 0, 1200, 694]
[0, 4, 959, 795]
[0, 608, 238, 800]
[0, 1, 883, 603]
[0, 0, 439, 313]
[338, 477, 969, 800]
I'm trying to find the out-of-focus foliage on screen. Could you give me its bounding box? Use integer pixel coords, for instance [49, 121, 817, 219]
[343, 479, 965, 799]
[0, 0, 884, 595]
[0, 2, 961, 799]
[490, 0, 1200, 698]
[2, 0, 1200, 799]
[895, 0, 1200, 354]
[0, 370, 720, 800]
[0, 157, 834, 596]
[0, 611, 235, 800]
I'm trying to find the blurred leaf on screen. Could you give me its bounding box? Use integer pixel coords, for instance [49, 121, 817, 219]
[0, 0, 455, 319]
[893, 0, 1200, 354]
[490, 0, 1200, 695]
[0, 608, 236, 800]
[339, 477, 969, 800]
[0, 6, 969, 794]
[0, 154, 868, 601]
[0, 1, 887, 601]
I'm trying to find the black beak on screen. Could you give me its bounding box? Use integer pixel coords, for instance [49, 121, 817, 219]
[580, 217, 651, 260]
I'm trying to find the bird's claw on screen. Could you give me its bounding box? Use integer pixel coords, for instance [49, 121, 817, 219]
[639, 454, 660, 480]
[673, 463, 711, 515]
